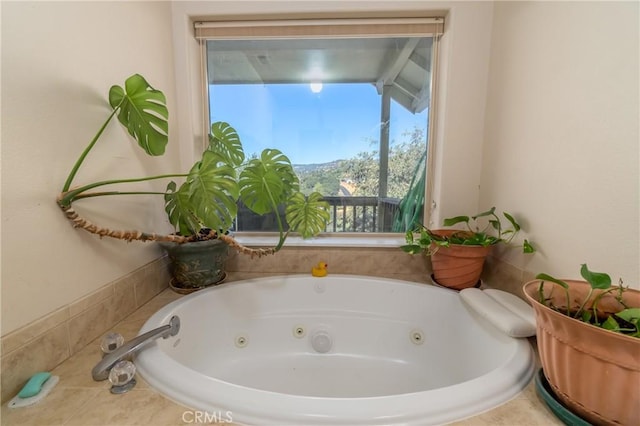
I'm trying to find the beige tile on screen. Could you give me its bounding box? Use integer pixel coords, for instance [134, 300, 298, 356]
[134, 263, 170, 307]
[151, 259, 172, 290]
[1, 324, 70, 403]
[50, 337, 110, 390]
[451, 414, 493, 425]
[523, 268, 538, 287]
[228, 246, 432, 278]
[227, 248, 292, 273]
[68, 284, 115, 318]
[482, 256, 527, 300]
[156, 287, 187, 303]
[1, 306, 70, 354]
[452, 381, 562, 425]
[123, 293, 181, 326]
[461, 389, 562, 425]
[114, 275, 138, 320]
[63, 389, 190, 426]
[67, 296, 120, 355]
[523, 379, 566, 423]
[226, 271, 292, 282]
[1, 387, 100, 426]
[110, 317, 149, 342]
[327, 247, 430, 275]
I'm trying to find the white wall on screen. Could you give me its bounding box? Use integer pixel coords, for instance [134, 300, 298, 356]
[428, 2, 494, 227]
[1, 1, 180, 334]
[481, 1, 639, 285]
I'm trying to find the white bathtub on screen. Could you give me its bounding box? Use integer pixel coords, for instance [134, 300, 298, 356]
[135, 275, 534, 425]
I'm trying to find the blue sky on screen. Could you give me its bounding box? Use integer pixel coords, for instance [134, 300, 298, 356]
[210, 83, 427, 165]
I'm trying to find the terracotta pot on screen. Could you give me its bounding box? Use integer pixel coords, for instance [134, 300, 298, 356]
[429, 229, 491, 290]
[523, 279, 640, 425]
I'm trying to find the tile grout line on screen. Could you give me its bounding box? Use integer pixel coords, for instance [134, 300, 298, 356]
[60, 387, 103, 426]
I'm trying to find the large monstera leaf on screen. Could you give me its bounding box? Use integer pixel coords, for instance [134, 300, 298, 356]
[286, 192, 330, 238]
[164, 151, 239, 234]
[164, 181, 202, 236]
[185, 151, 240, 233]
[239, 149, 299, 215]
[109, 74, 168, 156]
[208, 121, 244, 167]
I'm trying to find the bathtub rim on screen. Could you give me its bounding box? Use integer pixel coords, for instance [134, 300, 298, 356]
[135, 274, 535, 425]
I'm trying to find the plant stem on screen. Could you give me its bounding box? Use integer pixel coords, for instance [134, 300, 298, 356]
[59, 173, 188, 207]
[575, 288, 594, 319]
[538, 281, 546, 306]
[491, 211, 502, 238]
[260, 180, 286, 250]
[62, 108, 119, 193]
[591, 287, 617, 326]
[73, 191, 168, 200]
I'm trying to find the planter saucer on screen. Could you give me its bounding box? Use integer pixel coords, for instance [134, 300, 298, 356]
[169, 272, 227, 295]
[429, 274, 482, 291]
[534, 368, 590, 426]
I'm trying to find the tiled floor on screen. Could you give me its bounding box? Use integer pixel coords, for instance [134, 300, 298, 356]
[1, 288, 562, 426]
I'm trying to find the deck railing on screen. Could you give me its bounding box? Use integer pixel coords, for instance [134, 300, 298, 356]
[235, 197, 402, 233]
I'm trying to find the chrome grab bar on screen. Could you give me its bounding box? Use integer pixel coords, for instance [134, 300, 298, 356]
[92, 315, 180, 381]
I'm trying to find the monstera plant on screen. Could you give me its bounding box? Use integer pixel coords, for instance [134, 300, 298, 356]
[58, 74, 329, 290]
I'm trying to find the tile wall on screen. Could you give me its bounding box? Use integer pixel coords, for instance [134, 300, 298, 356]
[1, 244, 530, 404]
[0, 257, 170, 403]
[481, 255, 537, 300]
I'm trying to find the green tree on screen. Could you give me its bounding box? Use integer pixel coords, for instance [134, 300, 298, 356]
[387, 127, 427, 198]
[341, 126, 426, 198]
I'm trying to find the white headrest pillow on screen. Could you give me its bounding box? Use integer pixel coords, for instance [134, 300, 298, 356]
[459, 288, 537, 338]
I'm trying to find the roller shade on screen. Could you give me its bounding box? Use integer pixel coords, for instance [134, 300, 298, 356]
[194, 18, 444, 40]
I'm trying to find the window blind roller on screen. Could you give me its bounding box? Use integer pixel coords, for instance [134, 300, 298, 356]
[194, 18, 444, 40]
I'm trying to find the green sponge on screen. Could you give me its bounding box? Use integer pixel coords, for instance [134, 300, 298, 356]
[17, 372, 51, 398]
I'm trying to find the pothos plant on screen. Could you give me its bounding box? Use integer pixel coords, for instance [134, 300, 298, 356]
[57, 74, 330, 256]
[401, 207, 535, 255]
[536, 264, 640, 338]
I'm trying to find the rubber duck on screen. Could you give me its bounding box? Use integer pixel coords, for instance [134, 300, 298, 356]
[311, 262, 328, 277]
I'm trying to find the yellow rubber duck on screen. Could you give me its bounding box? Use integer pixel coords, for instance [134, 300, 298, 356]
[311, 262, 328, 277]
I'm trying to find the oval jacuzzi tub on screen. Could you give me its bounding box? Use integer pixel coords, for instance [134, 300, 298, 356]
[135, 275, 534, 425]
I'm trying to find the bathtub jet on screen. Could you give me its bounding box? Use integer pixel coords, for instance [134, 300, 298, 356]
[135, 275, 535, 425]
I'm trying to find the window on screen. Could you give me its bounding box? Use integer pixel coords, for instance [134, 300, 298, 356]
[195, 18, 443, 233]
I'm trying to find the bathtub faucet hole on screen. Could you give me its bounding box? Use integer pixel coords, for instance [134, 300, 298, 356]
[411, 330, 425, 345]
[235, 334, 249, 348]
[293, 326, 306, 338]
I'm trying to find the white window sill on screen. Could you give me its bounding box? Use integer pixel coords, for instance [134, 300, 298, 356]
[233, 233, 406, 248]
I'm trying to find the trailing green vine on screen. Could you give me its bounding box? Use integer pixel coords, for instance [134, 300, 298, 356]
[401, 207, 535, 256]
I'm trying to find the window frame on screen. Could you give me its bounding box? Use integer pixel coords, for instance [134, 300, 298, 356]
[193, 17, 443, 244]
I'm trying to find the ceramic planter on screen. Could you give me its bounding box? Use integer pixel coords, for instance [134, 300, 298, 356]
[158, 239, 228, 292]
[429, 230, 491, 290]
[523, 279, 640, 425]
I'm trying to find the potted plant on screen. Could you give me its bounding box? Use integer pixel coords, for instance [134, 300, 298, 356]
[57, 74, 329, 291]
[524, 265, 639, 425]
[401, 207, 535, 290]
